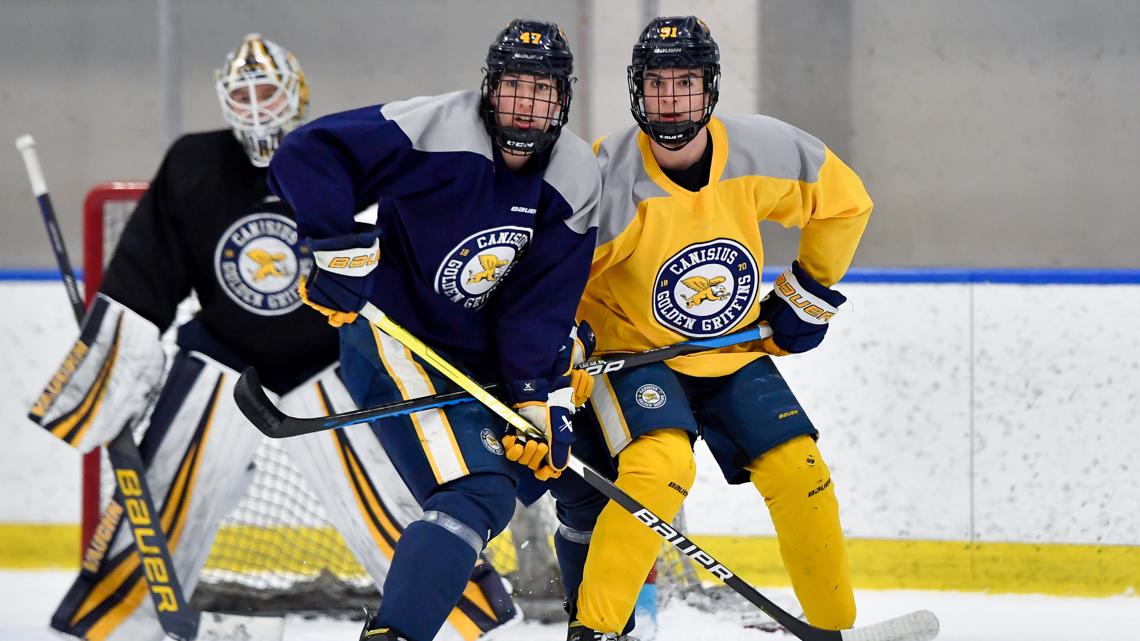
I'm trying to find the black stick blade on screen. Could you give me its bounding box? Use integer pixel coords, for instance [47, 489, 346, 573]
[233, 368, 287, 437]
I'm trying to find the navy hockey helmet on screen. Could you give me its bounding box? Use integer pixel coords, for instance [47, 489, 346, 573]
[627, 16, 721, 149]
[480, 19, 574, 156]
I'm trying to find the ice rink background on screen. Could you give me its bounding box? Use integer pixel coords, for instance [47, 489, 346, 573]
[4, 279, 1139, 548]
[1, 0, 1138, 637]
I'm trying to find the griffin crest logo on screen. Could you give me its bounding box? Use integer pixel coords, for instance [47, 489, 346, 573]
[652, 238, 758, 338]
[635, 384, 667, 409]
[680, 275, 729, 308]
[248, 248, 289, 281]
[436, 226, 531, 309]
[467, 253, 510, 284]
[215, 212, 310, 316]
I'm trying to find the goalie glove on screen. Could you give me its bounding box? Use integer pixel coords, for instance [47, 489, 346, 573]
[757, 261, 847, 356]
[28, 294, 165, 454]
[299, 231, 381, 327]
[503, 322, 596, 481]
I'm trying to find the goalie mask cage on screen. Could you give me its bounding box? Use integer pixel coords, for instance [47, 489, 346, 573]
[81, 181, 703, 621]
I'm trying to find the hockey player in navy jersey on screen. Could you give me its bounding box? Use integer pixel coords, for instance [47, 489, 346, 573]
[267, 19, 601, 641]
[28, 34, 518, 641]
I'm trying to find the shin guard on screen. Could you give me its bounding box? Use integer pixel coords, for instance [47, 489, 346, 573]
[576, 429, 694, 634]
[746, 435, 854, 630]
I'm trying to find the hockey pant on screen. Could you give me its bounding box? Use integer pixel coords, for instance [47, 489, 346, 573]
[50, 351, 514, 641]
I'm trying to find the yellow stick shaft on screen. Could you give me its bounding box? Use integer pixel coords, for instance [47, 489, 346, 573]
[359, 303, 544, 439]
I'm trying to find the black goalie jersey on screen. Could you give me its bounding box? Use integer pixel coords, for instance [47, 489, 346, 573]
[100, 129, 338, 393]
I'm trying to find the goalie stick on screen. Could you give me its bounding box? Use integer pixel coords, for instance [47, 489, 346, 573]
[234, 324, 773, 438]
[17, 134, 282, 641]
[235, 302, 940, 641]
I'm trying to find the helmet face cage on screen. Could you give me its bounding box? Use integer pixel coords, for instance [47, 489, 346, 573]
[480, 20, 574, 156]
[627, 16, 721, 150]
[215, 34, 309, 167]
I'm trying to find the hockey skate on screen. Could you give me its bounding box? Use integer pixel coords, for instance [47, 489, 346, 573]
[359, 623, 410, 640]
[567, 618, 622, 641]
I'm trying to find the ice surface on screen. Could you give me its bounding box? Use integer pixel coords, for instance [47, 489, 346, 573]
[1, 571, 1135, 641]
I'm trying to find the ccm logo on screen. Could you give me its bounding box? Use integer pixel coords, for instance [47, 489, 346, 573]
[631, 509, 733, 581]
[327, 251, 379, 270]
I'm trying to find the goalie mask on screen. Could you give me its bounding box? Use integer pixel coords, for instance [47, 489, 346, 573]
[480, 19, 574, 156]
[215, 34, 309, 167]
[628, 16, 721, 150]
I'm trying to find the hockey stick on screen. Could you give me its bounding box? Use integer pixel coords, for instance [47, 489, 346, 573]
[234, 324, 772, 438]
[14, 136, 128, 575]
[236, 302, 940, 641]
[18, 135, 281, 641]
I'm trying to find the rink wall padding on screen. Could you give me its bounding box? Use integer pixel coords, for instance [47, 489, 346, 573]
[3, 271, 1139, 597]
[688, 535, 1140, 598]
[4, 525, 1137, 598]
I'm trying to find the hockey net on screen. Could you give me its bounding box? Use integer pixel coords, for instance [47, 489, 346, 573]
[81, 182, 703, 621]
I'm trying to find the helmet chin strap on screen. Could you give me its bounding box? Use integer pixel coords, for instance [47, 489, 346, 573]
[497, 126, 546, 155]
[644, 118, 702, 149]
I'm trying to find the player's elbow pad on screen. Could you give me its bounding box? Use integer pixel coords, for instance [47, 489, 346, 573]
[28, 293, 166, 454]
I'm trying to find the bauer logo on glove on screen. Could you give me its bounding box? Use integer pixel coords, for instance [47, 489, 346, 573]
[299, 231, 381, 327]
[324, 248, 380, 272]
[772, 270, 837, 323]
[757, 261, 847, 356]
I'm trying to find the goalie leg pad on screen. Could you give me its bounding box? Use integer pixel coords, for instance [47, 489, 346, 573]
[576, 428, 695, 634]
[51, 351, 262, 641]
[746, 435, 855, 630]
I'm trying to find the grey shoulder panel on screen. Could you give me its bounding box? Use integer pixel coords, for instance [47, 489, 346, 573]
[719, 115, 826, 183]
[380, 90, 492, 159]
[595, 126, 668, 247]
[546, 128, 601, 235]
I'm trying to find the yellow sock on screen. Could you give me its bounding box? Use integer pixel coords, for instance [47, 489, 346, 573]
[746, 435, 855, 630]
[577, 428, 695, 633]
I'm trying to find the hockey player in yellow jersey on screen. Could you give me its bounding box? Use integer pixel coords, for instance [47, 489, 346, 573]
[551, 16, 873, 640]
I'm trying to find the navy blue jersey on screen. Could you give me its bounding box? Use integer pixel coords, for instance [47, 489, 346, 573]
[268, 90, 600, 398]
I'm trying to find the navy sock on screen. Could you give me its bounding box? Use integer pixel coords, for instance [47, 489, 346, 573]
[374, 520, 478, 641]
[554, 529, 589, 606]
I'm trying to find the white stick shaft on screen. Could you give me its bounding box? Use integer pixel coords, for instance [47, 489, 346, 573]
[15, 134, 48, 197]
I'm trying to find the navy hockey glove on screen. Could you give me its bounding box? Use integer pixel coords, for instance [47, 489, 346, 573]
[757, 261, 847, 356]
[503, 322, 596, 481]
[298, 231, 380, 328]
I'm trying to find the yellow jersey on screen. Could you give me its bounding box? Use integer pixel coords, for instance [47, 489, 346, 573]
[582, 115, 872, 377]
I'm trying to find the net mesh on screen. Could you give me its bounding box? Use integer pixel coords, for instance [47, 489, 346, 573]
[83, 182, 701, 619]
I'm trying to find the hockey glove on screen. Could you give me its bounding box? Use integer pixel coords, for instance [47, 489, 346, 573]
[299, 231, 381, 328]
[502, 322, 596, 481]
[757, 261, 847, 356]
[28, 294, 165, 454]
